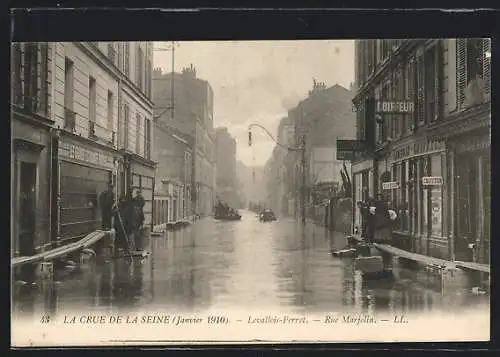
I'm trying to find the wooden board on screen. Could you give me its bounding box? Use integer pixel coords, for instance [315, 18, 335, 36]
[122, 250, 150, 258]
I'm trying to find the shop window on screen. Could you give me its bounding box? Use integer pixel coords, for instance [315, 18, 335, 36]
[420, 157, 430, 235]
[482, 152, 491, 264]
[400, 161, 409, 231]
[59, 162, 110, 240]
[430, 154, 443, 236]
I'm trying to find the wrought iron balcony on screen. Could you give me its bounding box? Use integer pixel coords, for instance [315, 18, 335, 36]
[89, 120, 116, 146]
[64, 107, 76, 132]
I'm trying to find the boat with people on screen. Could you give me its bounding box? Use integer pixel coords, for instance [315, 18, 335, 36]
[214, 201, 242, 221]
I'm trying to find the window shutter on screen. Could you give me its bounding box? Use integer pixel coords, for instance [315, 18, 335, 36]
[416, 54, 425, 125]
[118, 42, 123, 71]
[435, 41, 443, 121]
[456, 38, 467, 109]
[12, 43, 24, 106]
[482, 38, 491, 102]
[407, 56, 416, 133]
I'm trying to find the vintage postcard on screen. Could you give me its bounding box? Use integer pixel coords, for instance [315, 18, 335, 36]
[11, 38, 490, 346]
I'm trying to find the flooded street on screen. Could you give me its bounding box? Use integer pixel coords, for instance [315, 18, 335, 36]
[12, 211, 489, 320]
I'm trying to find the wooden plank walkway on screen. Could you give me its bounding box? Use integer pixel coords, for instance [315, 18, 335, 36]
[373, 243, 456, 268]
[347, 234, 490, 275]
[454, 260, 490, 274]
[12, 230, 108, 268]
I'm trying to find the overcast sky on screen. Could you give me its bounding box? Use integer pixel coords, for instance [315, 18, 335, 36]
[153, 40, 354, 166]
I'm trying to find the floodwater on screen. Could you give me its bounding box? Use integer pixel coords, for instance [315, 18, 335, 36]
[12, 210, 489, 319]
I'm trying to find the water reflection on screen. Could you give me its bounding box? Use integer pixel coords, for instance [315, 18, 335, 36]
[12, 210, 489, 319]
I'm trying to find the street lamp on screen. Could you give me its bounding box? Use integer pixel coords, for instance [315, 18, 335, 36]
[248, 123, 307, 225]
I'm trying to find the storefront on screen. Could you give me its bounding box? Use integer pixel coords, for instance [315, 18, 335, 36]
[449, 131, 490, 265]
[11, 114, 55, 257]
[57, 133, 120, 244]
[351, 158, 374, 235]
[387, 136, 447, 257]
[122, 153, 156, 230]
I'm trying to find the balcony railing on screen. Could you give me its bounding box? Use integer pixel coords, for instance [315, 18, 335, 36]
[64, 107, 76, 132]
[89, 120, 116, 146]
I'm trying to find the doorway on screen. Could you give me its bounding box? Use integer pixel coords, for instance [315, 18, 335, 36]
[455, 153, 478, 262]
[19, 161, 37, 256]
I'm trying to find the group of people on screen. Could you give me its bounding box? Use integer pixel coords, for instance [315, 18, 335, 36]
[99, 184, 145, 253]
[215, 201, 238, 217]
[356, 191, 398, 244]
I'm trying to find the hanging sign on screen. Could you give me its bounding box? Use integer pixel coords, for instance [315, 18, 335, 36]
[336, 140, 366, 161]
[422, 176, 443, 186]
[382, 181, 400, 190]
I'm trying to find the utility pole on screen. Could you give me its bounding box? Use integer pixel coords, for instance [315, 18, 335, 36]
[300, 134, 306, 225]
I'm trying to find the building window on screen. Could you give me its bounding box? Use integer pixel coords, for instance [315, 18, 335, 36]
[23, 44, 39, 112]
[135, 113, 141, 154]
[136, 45, 144, 91]
[107, 90, 114, 132]
[88, 76, 96, 123]
[64, 57, 75, 131]
[146, 59, 152, 98]
[424, 44, 442, 123]
[107, 43, 116, 65]
[457, 38, 491, 109]
[117, 42, 123, 71]
[407, 56, 417, 133]
[123, 103, 130, 149]
[124, 42, 130, 76]
[144, 118, 151, 160]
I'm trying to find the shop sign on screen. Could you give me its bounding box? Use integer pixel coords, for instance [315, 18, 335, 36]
[392, 139, 444, 161]
[376, 100, 415, 113]
[59, 141, 115, 170]
[422, 176, 443, 186]
[382, 181, 399, 190]
[336, 140, 366, 161]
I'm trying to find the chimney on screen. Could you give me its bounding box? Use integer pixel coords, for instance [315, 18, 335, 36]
[153, 67, 163, 78]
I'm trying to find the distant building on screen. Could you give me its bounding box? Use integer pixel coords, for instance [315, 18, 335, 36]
[287, 82, 356, 218]
[265, 117, 294, 216]
[236, 161, 266, 208]
[153, 65, 216, 216]
[215, 127, 239, 207]
[153, 123, 193, 223]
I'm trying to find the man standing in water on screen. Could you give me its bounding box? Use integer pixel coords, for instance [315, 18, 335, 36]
[99, 183, 115, 230]
[132, 189, 145, 250]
